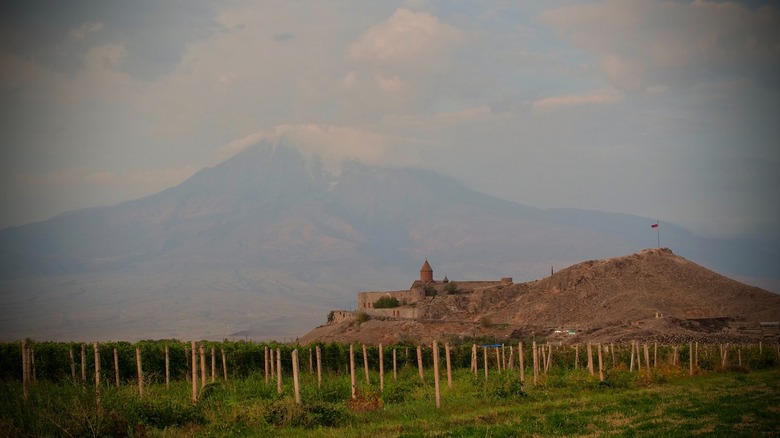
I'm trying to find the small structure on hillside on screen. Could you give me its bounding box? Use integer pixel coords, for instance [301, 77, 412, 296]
[355, 260, 512, 319]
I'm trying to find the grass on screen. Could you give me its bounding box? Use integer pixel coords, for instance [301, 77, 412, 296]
[1, 366, 779, 437]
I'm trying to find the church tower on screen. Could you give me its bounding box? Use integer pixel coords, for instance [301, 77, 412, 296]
[420, 259, 433, 283]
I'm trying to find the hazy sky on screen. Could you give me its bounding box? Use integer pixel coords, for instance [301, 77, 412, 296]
[1, 0, 778, 240]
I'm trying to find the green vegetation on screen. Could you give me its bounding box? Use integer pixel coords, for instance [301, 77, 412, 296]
[354, 312, 370, 324]
[372, 296, 399, 309]
[1, 341, 778, 436]
[421, 283, 437, 297]
[443, 282, 458, 294]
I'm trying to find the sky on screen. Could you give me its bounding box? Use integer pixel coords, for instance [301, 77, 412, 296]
[1, 0, 778, 241]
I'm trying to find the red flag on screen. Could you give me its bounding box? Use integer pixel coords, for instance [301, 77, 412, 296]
[651, 223, 658, 229]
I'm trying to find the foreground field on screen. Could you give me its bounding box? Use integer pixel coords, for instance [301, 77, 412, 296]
[2, 365, 779, 437]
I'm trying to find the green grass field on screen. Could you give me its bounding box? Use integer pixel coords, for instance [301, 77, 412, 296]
[2, 364, 779, 437]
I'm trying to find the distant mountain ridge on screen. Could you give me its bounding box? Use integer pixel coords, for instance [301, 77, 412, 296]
[0, 140, 777, 341]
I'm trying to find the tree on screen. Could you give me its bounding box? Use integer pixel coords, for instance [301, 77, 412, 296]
[373, 296, 400, 308]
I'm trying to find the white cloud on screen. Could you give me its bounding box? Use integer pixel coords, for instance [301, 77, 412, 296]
[539, 0, 780, 91]
[348, 8, 461, 64]
[533, 89, 623, 110]
[215, 124, 419, 175]
[69, 22, 104, 40]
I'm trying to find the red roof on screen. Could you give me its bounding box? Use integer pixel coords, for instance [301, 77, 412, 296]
[420, 259, 432, 272]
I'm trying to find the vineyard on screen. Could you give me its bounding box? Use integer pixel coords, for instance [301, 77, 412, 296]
[2, 339, 779, 436]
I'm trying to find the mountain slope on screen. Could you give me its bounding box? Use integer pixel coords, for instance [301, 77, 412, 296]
[0, 140, 777, 341]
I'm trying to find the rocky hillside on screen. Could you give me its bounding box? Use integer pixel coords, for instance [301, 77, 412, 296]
[300, 249, 780, 345]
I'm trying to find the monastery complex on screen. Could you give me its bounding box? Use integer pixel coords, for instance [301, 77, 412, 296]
[329, 260, 512, 323]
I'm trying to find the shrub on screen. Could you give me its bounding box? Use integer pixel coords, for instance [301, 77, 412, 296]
[373, 296, 399, 308]
[345, 389, 384, 412]
[422, 283, 437, 297]
[485, 373, 526, 399]
[354, 312, 370, 324]
[444, 282, 459, 294]
[480, 316, 493, 328]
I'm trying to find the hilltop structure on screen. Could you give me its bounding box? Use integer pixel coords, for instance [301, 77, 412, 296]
[329, 260, 512, 322]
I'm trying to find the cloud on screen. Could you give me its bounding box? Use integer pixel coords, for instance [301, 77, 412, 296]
[215, 124, 419, 174]
[69, 22, 103, 40]
[539, 0, 780, 91]
[533, 89, 624, 110]
[348, 8, 461, 64]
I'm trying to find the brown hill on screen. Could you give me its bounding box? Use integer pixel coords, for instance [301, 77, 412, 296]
[300, 248, 780, 345]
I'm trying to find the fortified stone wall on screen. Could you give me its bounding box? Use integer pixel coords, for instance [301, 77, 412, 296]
[358, 289, 424, 309]
[328, 310, 355, 324]
[364, 307, 420, 319]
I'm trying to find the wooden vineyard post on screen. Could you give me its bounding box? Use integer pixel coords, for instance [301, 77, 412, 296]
[164, 346, 170, 389]
[81, 344, 86, 382]
[264, 346, 270, 385]
[191, 341, 198, 403]
[483, 346, 489, 381]
[540, 345, 546, 375]
[136, 347, 144, 398]
[393, 348, 398, 381]
[575, 344, 579, 369]
[495, 347, 501, 374]
[644, 344, 650, 378]
[379, 343, 384, 392]
[636, 342, 642, 372]
[445, 343, 452, 390]
[362, 344, 370, 385]
[630, 342, 635, 372]
[759, 341, 762, 354]
[417, 345, 425, 382]
[532, 341, 538, 386]
[21, 340, 28, 402]
[611, 343, 616, 368]
[654, 342, 658, 368]
[94, 342, 101, 395]
[316, 346, 322, 388]
[518, 342, 525, 383]
[349, 344, 356, 399]
[276, 348, 282, 395]
[673, 345, 679, 367]
[695, 342, 699, 368]
[546, 344, 553, 373]
[68, 347, 76, 381]
[721, 344, 729, 368]
[689, 342, 693, 376]
[114, 348, 120, 388]
[199, 345, 206, 388]
[587, 343, 594, 376]
[432, 340, 441, 409]
[292, 350, 301, 405]
[211, 348, 216, 383]
[508, 346, 514, 371]
[598, 343, 604, 381]
[221, 348, 228, 381]
[270, 348, 275, 380]
[501, 344, 506, 371]
[471, 344, 477, 377]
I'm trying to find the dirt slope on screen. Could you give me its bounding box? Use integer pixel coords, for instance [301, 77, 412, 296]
[300, 249, 780, 345]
